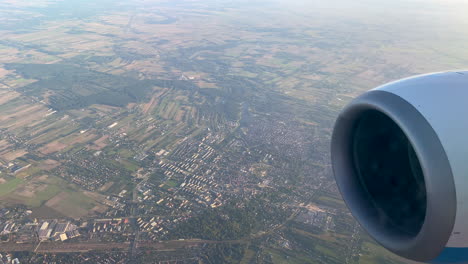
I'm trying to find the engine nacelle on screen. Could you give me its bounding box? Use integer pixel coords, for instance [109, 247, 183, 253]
[331, 71, 468, 263]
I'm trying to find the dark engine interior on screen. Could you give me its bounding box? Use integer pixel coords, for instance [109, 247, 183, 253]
[352, 110, 427, 237]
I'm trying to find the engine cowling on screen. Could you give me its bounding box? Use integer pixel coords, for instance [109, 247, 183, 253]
[331, 71, 468, 263]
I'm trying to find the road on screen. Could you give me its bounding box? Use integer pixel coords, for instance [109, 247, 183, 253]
[129, 174, 150, 260]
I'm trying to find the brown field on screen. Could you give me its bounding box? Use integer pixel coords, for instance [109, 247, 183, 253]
[45, 191, 69, 208]
[124, 60, 166, 75]
[100, 14, 132, 26]
[0, 139, 12, 152]
[196, 80, 218, 88]
[174, 109, 185, 122]
[121, 40, 157, 55]
[0, 48, 20, 63]
[0, 103, 43, 122]
[0, 148, 27, 161]
[62, 131, 98, 146]
[30, 204, 65, 219]
[88, 135, 109, 150]
[7, 78, 37, 88]
[141, 89, 166, 115]
[0, 67, 13, 78]
[24, 118, 48, 129]
[38, 159, 61, 170]
[35, 174, 49, 181]
[16, 182, 47, 198]
[47, 202, 88, 218]
[137, 128, 157, 143]
[29, 119, 67, 138]
[10, 110, 49, 130]
[2, 174, 58, 206]
[90, 104, 120, 114]
[83, 191, 109, 213]
[90, 204, 108, 214]
[0, 91, 20, 105]
[304, 203, 326, 213]
[39, 141, 68, 154]
[83, 190, 107, 202]
[126, 102, 137, 109]
[99, 181, 114, 192]
[43, 190, 101, 218]
[0, 103, 49, 131]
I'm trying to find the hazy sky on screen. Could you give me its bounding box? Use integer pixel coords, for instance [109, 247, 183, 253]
[274, 0, 468, 20]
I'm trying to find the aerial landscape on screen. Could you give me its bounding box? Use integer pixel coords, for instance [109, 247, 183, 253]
[0, 0, 468, 263]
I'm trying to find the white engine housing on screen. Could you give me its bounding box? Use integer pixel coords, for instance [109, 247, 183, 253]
[331, 71, 468, 262]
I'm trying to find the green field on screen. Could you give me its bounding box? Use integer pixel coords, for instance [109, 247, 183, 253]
[0, 178, 23, 196]
[165, 179, 179, 188]
[2, 176, 65, 207]
[48, 190, 97, 218]
[316, 194, 346, 209]
[23, 183, 62, 207]
[120, 160, 139, 172]
[267, 248, 317, 264]
[359, 241, 404, 264]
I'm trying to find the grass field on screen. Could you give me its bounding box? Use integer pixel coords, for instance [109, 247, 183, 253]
[0, 178, 23, 196]
[22, 183, 62, 207]
[359, 241, 404, 264]
[16, 165, 42, 179]
[46, 190, 97, 218]
[316, 194, 346, 209]
[240, 248, 255, 264]
[267, 248, 318, 264]
[165, 179, 178, 188]
[0, 174, 101, 218]
[120, 160, 139, 172]
[4, 175, 63, 207]
[291, 227, 337, 243]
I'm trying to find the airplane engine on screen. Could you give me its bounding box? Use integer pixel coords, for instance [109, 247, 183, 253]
[331, 71, 468, 263]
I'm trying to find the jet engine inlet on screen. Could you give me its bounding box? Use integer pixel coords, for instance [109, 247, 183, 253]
[331, 86, 457, 262]
[351, 109, 426, 239]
